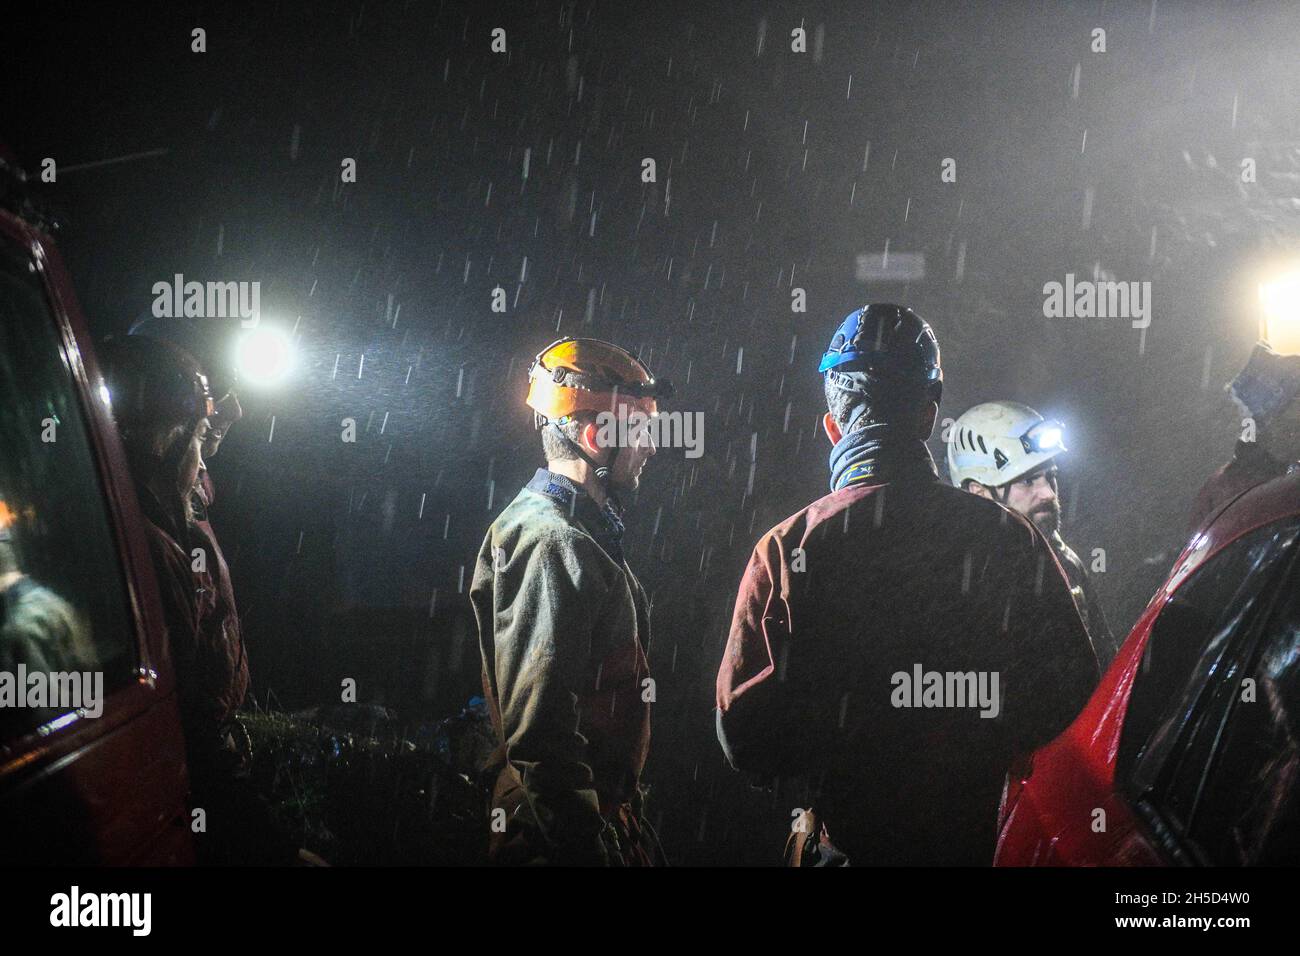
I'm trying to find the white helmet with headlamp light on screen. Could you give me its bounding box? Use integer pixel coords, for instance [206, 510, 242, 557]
[946, 401, 1067, 489]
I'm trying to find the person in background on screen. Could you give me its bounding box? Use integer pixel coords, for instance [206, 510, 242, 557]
[716, 304, 1099, 866]
[126, 316, 244, 554]
[470, 337, 672, 865]
[947, 401, 1117, 669]
[1189, 341, 1300, 533]
[99, 335, 302, 865]
[0, 496, 92, 687]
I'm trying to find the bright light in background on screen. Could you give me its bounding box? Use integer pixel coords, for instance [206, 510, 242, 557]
[235, 325, 295, 387]
[1259, 270, 1300, 356]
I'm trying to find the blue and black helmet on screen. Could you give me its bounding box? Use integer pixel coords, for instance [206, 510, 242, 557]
[820, 303, 942, 403]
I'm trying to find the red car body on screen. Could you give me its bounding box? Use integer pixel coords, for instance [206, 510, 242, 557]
[995, 470, 1300, 866]
[0, 202, 194, 864]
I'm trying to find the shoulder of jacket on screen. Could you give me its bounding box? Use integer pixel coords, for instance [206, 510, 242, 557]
[493, 491, 619, 568]
[758, 486, 860, 547]
[938, 485, 1046, 555]
[750, 511, 809, 564]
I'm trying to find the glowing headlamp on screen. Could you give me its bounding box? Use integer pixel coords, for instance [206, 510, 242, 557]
[234, 326, 295, 388]
[1020, 420, 1066, 455]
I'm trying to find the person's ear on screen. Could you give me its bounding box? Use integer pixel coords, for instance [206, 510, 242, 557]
[965, 481, 995, 501]
[822, 411, 843, 445]
[580, 419, 601, 455]
[582, 417, 615, 463]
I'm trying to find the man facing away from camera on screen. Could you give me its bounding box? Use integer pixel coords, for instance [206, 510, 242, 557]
[471, 337, 673, 865]
[716, 304, 1100, 866]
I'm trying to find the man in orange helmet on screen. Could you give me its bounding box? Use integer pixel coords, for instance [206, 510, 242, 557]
[470, 337, 673, 865]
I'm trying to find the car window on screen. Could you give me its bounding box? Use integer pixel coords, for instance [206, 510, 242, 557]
[0, 239, 134, 739]
[1118, 518, 1300, 791]
[1179, 565, 1300, 865]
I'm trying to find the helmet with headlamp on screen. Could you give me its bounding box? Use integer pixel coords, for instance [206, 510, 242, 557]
[525, 337, 673, 487]
[947, 401, 1067, 489]
[99, 335, 215, 463]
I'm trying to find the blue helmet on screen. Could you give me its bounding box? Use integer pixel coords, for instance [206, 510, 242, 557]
[820, 304, 943, 402]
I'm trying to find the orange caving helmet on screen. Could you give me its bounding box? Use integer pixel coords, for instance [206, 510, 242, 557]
[525, 337, 673, 425]
[0, 496, 35, 544]
[0, 498, 15, 542]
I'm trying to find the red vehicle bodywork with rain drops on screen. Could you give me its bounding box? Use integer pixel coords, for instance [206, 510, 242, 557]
[994, 471, 1300, 866]
[0, 201, 195, 865]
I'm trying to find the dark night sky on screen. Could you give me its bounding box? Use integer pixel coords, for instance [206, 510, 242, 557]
[6, 0, 1300, 862]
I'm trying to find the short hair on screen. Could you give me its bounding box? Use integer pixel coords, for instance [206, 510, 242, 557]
[823, 376, 930, 435]
[961, 477, 1008, 503]
[540, 411, 596, 461]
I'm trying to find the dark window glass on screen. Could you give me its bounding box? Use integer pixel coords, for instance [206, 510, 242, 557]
[0, 241, 134, 739]
[1182, 562, 1300, 864]
[1118, 519, 1300, 793]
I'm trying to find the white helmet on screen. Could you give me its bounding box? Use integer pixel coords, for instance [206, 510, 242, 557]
[947, 401, 1066, 489]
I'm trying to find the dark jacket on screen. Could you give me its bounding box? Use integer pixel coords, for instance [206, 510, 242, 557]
[192, 469, 242, 675]
[471, 470, 653, 865]
[1050, 532, 1119, 670]
[138, 481, 249, 743]
[1189, 439, 1290, 534]
[716, 477, 1099, 866]
[137, 478, 291, 865]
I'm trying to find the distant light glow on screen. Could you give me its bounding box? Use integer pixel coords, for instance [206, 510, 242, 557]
[235, 326, 295, 387]
[1259, 271, 1300, 356]
[99, 383, 111, 406]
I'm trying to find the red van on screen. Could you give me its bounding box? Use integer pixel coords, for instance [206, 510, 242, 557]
[0, 174, 193, 864]
[995, 470, 1300, 866]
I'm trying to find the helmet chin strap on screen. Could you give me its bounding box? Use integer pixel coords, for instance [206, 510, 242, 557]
[547, 421, 621, 499]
